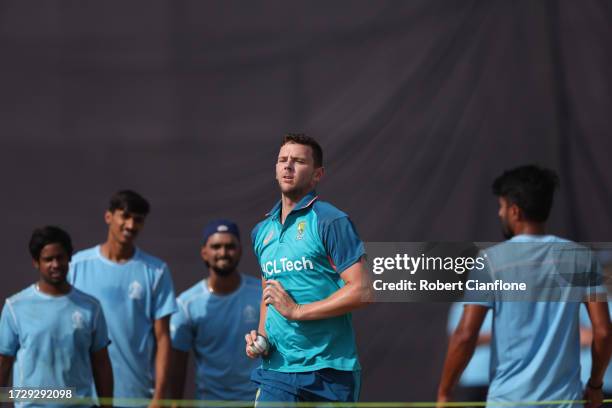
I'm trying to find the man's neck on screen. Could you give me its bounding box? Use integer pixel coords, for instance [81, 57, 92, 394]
[514, 222, 546, 236]
[37, 280, 71, 296]
[207, 271, 241, 295]
[280, 191, 312, 224]
[101, 239, 135, 263]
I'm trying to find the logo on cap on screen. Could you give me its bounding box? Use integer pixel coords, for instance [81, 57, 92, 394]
[217, 225, 229, 232]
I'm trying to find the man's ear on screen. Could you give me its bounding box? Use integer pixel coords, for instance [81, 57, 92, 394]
[313, 166, 325, 184]
[509, 203, 522, 221]
[32, 259, 39, 270]
[104, 210, 113, 225]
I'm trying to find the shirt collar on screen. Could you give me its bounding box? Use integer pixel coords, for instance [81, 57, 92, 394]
[266, 190, 319, 218]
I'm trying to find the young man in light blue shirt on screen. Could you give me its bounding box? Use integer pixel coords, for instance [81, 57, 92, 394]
[245, 134, 372, 405]
[438, 166, 612, 408]
[69, 190, 177, 406]
[171, 220, 261, 403]
[0, 226, 113, 408]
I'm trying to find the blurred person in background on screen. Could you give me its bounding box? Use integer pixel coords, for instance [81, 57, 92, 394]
[170, 220, 261, 405]
[438, 165, 612, 408]
[69, 190, 177, 408]
[0, 226, 113, 408]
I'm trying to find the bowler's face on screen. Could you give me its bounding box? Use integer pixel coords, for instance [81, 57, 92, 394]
[275, 143, 322, 197]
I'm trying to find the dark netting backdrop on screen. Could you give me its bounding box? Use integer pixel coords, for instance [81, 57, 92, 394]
[0, 0, 611, 401]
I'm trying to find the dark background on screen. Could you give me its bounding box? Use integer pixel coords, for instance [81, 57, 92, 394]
[1, 0, 611, 402]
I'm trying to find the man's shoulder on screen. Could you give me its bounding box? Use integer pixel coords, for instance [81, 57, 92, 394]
[71, 246, 101, 265]
[69, 287, 104, 310]
[178, 281, 207, 302]
[251, 218, 272, 242]
[311, 199, 349, 223]
[6, 285, 37, 308]
[133, 248, 168, 270]
[485, 235, 581, 257]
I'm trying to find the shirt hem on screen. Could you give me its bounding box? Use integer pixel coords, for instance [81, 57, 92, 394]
[263, 362, 360, 373]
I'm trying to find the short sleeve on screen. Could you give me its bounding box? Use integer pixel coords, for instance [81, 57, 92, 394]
[170, 300, 194, 352]
[0, 301, 20, 356]
[587, 254, 608, 300]
[320, 217, 365, 274]
[462, 250, 494, 308]
[152, 265, 178, 320]
[446, 303, 464, 333]
[91, 304, 111, 352]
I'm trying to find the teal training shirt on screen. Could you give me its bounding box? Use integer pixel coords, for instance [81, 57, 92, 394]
[251, 191, 365, 373]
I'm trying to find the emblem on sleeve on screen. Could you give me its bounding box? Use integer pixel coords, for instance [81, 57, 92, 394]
[263, 230, 274, 245]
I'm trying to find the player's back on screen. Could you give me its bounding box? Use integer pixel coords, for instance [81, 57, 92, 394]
[482, 235, 590, 406]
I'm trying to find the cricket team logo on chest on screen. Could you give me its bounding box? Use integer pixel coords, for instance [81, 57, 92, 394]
[72, 310, 85, 330]
[128, 281, 144, 300]
[296, 221, 306, 240]
[243, 305, 258, 323]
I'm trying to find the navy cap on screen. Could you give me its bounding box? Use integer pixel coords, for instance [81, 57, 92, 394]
[201, 219, 240, 245]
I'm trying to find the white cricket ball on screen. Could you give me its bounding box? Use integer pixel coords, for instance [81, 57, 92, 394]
[249, 334, 269, 355]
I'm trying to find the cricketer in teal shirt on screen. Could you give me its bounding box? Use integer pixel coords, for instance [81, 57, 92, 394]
[251, 190, 364, 372]
[246, 135, 370, 404]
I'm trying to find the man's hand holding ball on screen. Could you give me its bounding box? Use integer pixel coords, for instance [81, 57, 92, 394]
[245, 330, 269, 359]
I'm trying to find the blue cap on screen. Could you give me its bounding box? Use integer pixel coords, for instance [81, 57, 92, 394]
[201, 219, 240, 245]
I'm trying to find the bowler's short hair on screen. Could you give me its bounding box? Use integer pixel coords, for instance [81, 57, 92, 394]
[281, 133, 323, 168]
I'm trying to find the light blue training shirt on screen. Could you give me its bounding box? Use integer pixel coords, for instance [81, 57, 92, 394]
[468, 234, 602, 407]
[251, 191, 365, 373]
[0, 285, 109, 408]
[171, 274, 261, 401]
[68, 245, 177, 399]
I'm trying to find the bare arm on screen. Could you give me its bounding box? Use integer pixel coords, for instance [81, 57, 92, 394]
[246, 278, 269, 359]
[583, 301, 612, 408]
[152, 316, 172, 405]
[263, 258, 372, 321]
[476, 332, 491, 346]
[90, 347, 113, 408]
[437, 305, 489, 404]
[0, 354, 14, 387]
[170, 349, 189, 404]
